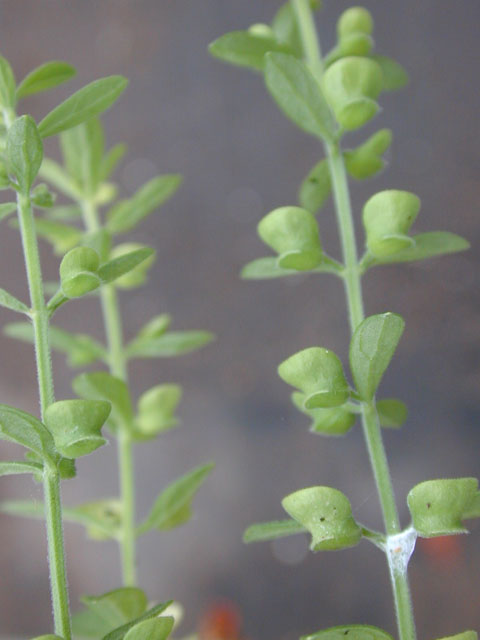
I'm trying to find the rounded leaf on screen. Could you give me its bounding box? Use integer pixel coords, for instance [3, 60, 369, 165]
[323, 57, 383, 130]
[407, 478, 478, 537]
[6, 115, 43, 193]
[109, 242, 156, 289]
[339, 33, 373, 57]
[45, 399, 110, 458]
[278, 347, 349, 408]
[363, 190, 420, 257]
[136, 384, 182, 437]
[337, 8, 374, 38]
[344, 129, 392, 180]
[258, 206, 322, 271]
[60, 246, 100, 298]
[282, 486, 362, 551]
[292, 392, 356, 436]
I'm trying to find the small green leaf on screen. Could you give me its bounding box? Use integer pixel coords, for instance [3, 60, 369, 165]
[126, 330, 214, 359]
[0, 405, 54, 458]
[0, 55, 16, 108]
[291, 392, 356, 436]
[349, 312, 405, 401]
[136, 314, 172, 339]
[278, 347, 350, 409]
[376, 398, 407, 428]
[45, 399, 110, 458]
[100, 143, 127, 182]
[64, 499, 122, 540]
[45, 204, 82, 221]
[98, 246, 155, 287]
[299, 159, 331, 214]
[322, 56, 383, 130]
[31, 183, 56, 208]
[137, 462, 214, 535]
[39, 157, 81, 199]
[407, 478, 479, 537]
[38, 75, 128, 138]
[60, 117, 104, 196]
[82, 228, 113, 263]
[369, 232, 470, 266]
[209, 31, 292, 71]
[302, 625, 394, 640]
[0, 202, 17, 222]
[102, 602, 173, 640]
[0, 288, 30, 315]
[344, 129, 392, 180]
[60, 246, 100, 298]
[73, 371, 134, 428]
[106, 175, 182, 234]
[435, 633, 478, 640]
[124, 617, 174, 640]
[243, 519, 306, 543]
[33, 218, 82, 255]
[16, 61, 76, 100]
[264, 53, 336, 142]
[0, 460, 43, 477]
[7, 115, 43, 193]
[241, 257, 300, 279]
[271, 3, 303, 57]
[30, 635, 64, 640]
[282, 486, 362, 551]
[0, 499, 44, 520]
[258, 206, 323, 271]
[372, 54, 408, 91]
[135, 384, 182, 438]
[337, 8, 374, 38]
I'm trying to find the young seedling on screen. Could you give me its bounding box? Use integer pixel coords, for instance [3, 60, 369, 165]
[0, 56, 213, 639]
[210, 3, 479, 640]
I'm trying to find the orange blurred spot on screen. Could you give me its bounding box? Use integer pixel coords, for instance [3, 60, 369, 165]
[418, 535, 463, 569]
[199, 601, 243, 640]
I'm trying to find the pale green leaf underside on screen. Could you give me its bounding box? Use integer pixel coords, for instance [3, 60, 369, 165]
[243, 518, 306, 543]
[241, 256, 339, 279]
[302, 625, 394, 640]
[126, 331, 214, 359]
[0, 288, 30, 314]
[102, 601, 173, 640]
[370, 232, 469, 266]
[0, 461, 43, 477]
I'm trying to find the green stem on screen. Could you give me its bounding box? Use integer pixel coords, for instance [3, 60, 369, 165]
[82, 198, 137, 586]
[17, 192, 72, 639]
[292, 3, 416, 639]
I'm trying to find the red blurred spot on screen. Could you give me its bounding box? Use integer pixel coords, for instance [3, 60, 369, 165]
[199, 601, 243, 640]
[418, 535, 463, 569]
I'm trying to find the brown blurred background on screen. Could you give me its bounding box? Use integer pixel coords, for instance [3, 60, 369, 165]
[0, 1, 479, 638]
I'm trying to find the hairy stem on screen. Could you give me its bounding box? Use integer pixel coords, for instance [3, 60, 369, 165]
[292, 2, 416, 639]
[82, 198, 137, 586]
[17, 191, 71, 639]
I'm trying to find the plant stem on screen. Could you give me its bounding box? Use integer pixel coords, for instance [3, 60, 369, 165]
[82, 198, 137, 586]
[17, 192, 72, 639]
[292, 2, 416, 639]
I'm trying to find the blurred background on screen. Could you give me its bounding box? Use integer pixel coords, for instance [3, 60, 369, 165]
[0, 1, 479, 638]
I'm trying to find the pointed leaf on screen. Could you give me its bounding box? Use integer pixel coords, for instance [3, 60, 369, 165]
[73, 371, 133, 428]
[30, 635, 64, 640]
[0, 499, 44, 520]
[16, 61, 76, 100]
[291, 392, 356, 436]
[63, 499, 122, 540]
[60, 117, 104, 196]
[243, 519, 306, 543]
[39, 157, 81, 199]
[7, 115, 43, 193]
[241, 257, 299, 279]
[0, 460, 43, 477]
[135, 384, 182, 438]
[0, 202, 17, 222]
[0, 404, 55, 458]
[124, 617, 174, 640]
[301, 625, 394, 640]
[33, 218, 82, 254]
[264, 53, 336, 142]
[376, 398, 407, 428]
[0, 288, 29, 314]
[209, 31, 292, 71]
[137, 462, 214, 535]
[299, 159, 331, 214]
[435, 633, 477, 640]
[38, 75, 128, 138]
[100, 143, 127, 182]
[370, 232, 470, 265]
[102, 601, 173, 640]
[106, 175, 182, 233]
[349, 313, 405, 401]
[0, 55, 16, 108]
[126, 331, 214, 359]
[372, 54, 408, 91]
[98, 247, 155, 285]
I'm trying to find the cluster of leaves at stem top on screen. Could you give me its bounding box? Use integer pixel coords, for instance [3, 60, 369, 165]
[210, 3, 478, 640]
[0, 55, 214, 638]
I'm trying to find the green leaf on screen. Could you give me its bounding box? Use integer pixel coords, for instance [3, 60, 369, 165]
[376, 398, 407, 428]
[271, 3, 303, 57]
[98, 247, 155, 286]
[60, 246, 100, 298]
[209, 31, 292, 71]
[102, 601, 173, 640]
[0, 499, 44, 520]
[7, 115, 43, 193]
[135, 384, 182, 438]
[38, 75, 128, 138]
[0, 55, 16, 109]
[31, 183, 56, 208]
[372, 54, 408, 91]
[72, 587, 148, 638]
[243, 519, 306, 543]
[137, 462, 214, 535]
[45, 399, 110, 459]
[0, 404, 55, 458]
[264, 53, 336, 142]
[291, 391, 356, 436]
[462, 492, 480, 520]
[60, 117, 104, 196]
[344, 129, 392, 180]
[258, 206, 323, 271]
[100, 143, 127, 182]
[278, 347, 350, 409]
[39, 157, 81, 199]
[369, 232, 470, 266]
[136, 314, 172, 339]
[435, 633, 478, 640]
[241, 257, 300, 279]
[33, 218, 82, 255]
[63, 499, 122, 540]
[30, 635, 64, 640]
[349, 312, 405, 401]
[82, 228, 113, 263]
[407, 478, 479, 537]
[126, 330, 214, 359]
[44, 204, 82, 221]
[0, 288, 30, 315]
[282, 486, 362, 551]
[106, 174, 182, 234]
[299, 159, 331, 214]
[0, 460, 43, 477]
[0, 202, 17, 222]
[16, 61, 76, 100]
[301, 625, 394, 640]
[73, 371, 134, 428]
[124, 617, 174, 640]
